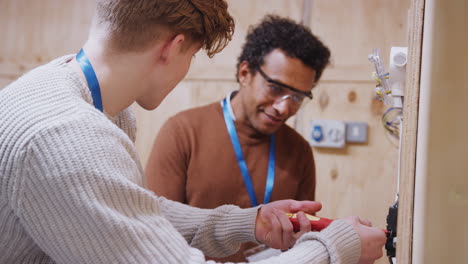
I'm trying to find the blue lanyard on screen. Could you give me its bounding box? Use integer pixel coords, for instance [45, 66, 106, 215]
[221, 97, 276, 206]
[76, 49, 103, 112]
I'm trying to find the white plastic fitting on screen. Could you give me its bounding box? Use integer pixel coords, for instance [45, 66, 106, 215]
[388, 47, 408, 109]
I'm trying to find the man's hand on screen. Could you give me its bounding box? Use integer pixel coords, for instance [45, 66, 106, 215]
[342, 216, 386, 264]
[255, 199, 322, 250]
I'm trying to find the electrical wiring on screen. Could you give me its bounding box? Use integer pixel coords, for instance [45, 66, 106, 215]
[382, 107, 402, 139]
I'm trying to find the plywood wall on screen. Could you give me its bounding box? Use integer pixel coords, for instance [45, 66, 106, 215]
[1, 1, 411, 263]
[0, 0, 95, 81]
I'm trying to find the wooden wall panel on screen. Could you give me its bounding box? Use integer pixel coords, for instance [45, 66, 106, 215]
[308, 0, 410, 82]
[0, 0, 94, 79]
[397, 0, 425, 262]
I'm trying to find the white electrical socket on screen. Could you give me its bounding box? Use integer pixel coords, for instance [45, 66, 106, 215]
[309, 120, 346, 148]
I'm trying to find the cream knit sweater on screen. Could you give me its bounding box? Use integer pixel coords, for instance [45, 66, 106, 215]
[0, 55, 360, 263]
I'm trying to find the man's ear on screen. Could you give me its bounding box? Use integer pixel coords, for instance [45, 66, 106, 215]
[159, 34, 185, 64]
[238, 61, 253, 87]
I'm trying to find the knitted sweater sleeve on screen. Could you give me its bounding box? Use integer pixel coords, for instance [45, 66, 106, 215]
[17, 115, 211, 263]
[15, 113, 360, 263]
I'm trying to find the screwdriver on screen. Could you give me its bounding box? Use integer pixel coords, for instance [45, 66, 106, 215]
[286, 213, 388, 234]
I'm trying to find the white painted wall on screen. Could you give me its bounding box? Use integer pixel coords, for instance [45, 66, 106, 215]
[413, 0, 468, 263]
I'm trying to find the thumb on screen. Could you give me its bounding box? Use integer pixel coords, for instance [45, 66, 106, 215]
[291, 201, 322, 214]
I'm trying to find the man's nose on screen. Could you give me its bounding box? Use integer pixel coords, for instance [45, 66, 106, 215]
[272, 97, 292, 115]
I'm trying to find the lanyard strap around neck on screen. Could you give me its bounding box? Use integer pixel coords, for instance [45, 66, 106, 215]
[76, 49, 103, 112]
[221, 97, 276, 206]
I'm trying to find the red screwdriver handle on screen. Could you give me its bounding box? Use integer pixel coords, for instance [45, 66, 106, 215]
[286, 213, 333, 232]
[287, 213, 388, 234]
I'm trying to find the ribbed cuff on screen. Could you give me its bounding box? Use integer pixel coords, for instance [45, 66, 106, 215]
[296, 220, 361, 264]
[224, 205, 260, 244]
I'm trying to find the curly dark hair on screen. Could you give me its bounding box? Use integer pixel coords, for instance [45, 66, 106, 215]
[236, 15, 330, 82]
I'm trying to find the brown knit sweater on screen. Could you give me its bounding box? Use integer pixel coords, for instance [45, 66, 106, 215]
[146, 99, 316, 262]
